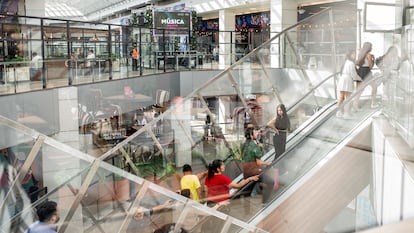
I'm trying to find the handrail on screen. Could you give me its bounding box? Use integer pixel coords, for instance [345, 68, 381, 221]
[287, 72, 340, 113]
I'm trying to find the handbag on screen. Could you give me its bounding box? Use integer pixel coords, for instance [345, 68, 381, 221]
[241, 141, 262, 178]
[242, 161, 262, 178]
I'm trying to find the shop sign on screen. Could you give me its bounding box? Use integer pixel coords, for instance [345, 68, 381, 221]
[153, 11, 191, 36]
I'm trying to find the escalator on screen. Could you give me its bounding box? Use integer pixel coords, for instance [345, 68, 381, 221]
[222, 74, 382, 229]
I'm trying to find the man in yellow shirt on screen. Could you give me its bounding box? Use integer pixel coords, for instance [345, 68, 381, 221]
[180, 164, 202, 202]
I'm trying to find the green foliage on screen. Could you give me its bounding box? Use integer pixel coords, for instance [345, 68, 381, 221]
[131, 13, 138, 25]
[144, 9, 153, 28]
[6, 56, 29, 62]
[190, 10, 198, 50]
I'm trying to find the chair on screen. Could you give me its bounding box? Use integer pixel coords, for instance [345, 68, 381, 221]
[154, 89, 170, 113]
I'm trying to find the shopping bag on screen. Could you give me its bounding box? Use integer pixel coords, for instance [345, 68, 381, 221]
[273, 168, 279, 190]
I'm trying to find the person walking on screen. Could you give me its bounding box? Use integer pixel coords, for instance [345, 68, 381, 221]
[25, 201, 60, 233]
[241, 127, 272, 203]
[355, 42, 376, 109]
[85, 50, 95, 75]
[266, 104, 290, 161]
[131, 46, 139, 71]
[336, 50, 360, 118]
[30, 52, 42, 81]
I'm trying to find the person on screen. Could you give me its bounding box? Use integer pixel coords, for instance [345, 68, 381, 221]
[153, 223, 188, 233]
[266, 104, 290, 161]
[399, 51, 412, 78]
[30, 52, 42, 81]
[241, 127, 272, 203]
[212, 45, 218, 63]
[376, 46, 400, 105]
[65, 53, 78, 83]
[25, 201, 60, 233]
[135, 109, 147, 126]
[204, 159, 259, 205]
[336, 50, 360, 118]
[241, 127, 270, 178]
[85, 50, 95, 75]
[355, 42, 376, 109]
[133, 199, 173, 221]
[377, 46, 400, 80]
[143, 199, 229, 233]
[180, 164, 202, 202]
[1, 148, 34, 232]
[131, 46, 139, 71]
[203, 114, 211, 140]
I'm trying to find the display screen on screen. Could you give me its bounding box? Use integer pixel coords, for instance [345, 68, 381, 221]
[153, 11, 191, 36]
[365, 3, 395, 32]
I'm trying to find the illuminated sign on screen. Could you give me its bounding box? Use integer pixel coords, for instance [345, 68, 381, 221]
[153, 11, 191, 36]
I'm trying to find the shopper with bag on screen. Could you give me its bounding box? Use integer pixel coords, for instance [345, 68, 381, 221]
[241, 127, 273, 204]
[355, 41, 377, 109]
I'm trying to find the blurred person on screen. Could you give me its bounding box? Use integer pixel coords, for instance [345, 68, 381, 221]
[30, 52, 42, 81]
[376, 46, 400, 105]
[213, 45, 218, 62]
[266, 104, 290, 161]
[133, 200, 173, 221]
[336, 50, 360, 118]
[25, 201, 59, 233]
[131, 46, 139, 71]
[65, 53, 78, 83]
[85, 50, 95, 75]
[399, 51, 412, 78]
[355, 42, 377, 109]
[135, 109, 147, 126]
[131, 198, 226, 233]
[1, 148, 34, 233]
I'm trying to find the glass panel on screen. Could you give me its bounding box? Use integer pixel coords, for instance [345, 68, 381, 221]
[197, 72, 237, 97]
[0, 115, 267, 233]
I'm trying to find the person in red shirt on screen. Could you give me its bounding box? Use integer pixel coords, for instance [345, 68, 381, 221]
[204, 159, 258, 204]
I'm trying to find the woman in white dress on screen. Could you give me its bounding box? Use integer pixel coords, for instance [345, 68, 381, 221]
[337, 50, 360, 118]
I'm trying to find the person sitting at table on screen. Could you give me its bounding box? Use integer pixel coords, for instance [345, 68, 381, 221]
[135, 109, 147, 126]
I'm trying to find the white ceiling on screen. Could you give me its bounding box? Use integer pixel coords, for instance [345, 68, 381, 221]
[44, 0, 273, 22]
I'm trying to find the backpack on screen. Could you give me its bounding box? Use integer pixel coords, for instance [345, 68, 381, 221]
[375, 55, 384, 68]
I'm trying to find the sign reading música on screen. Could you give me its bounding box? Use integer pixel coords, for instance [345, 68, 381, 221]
[153, 11, 191, 36]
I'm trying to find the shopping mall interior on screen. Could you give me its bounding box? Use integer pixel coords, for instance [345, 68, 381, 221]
[1, 0, 414, 232]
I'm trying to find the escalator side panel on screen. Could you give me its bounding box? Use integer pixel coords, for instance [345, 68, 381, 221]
[257, 124, 372, 233]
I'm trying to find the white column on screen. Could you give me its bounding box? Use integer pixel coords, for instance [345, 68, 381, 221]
[54, 87, 80, 148]
[219, 9, 235, 69]
[46, 87, 83, 232]
[171, 97, 192, 167]
[23, 0, 45, 56]
[269, 0, 297, 68]
[24, 0, 45, 17]
[218, 97, 231, 135]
